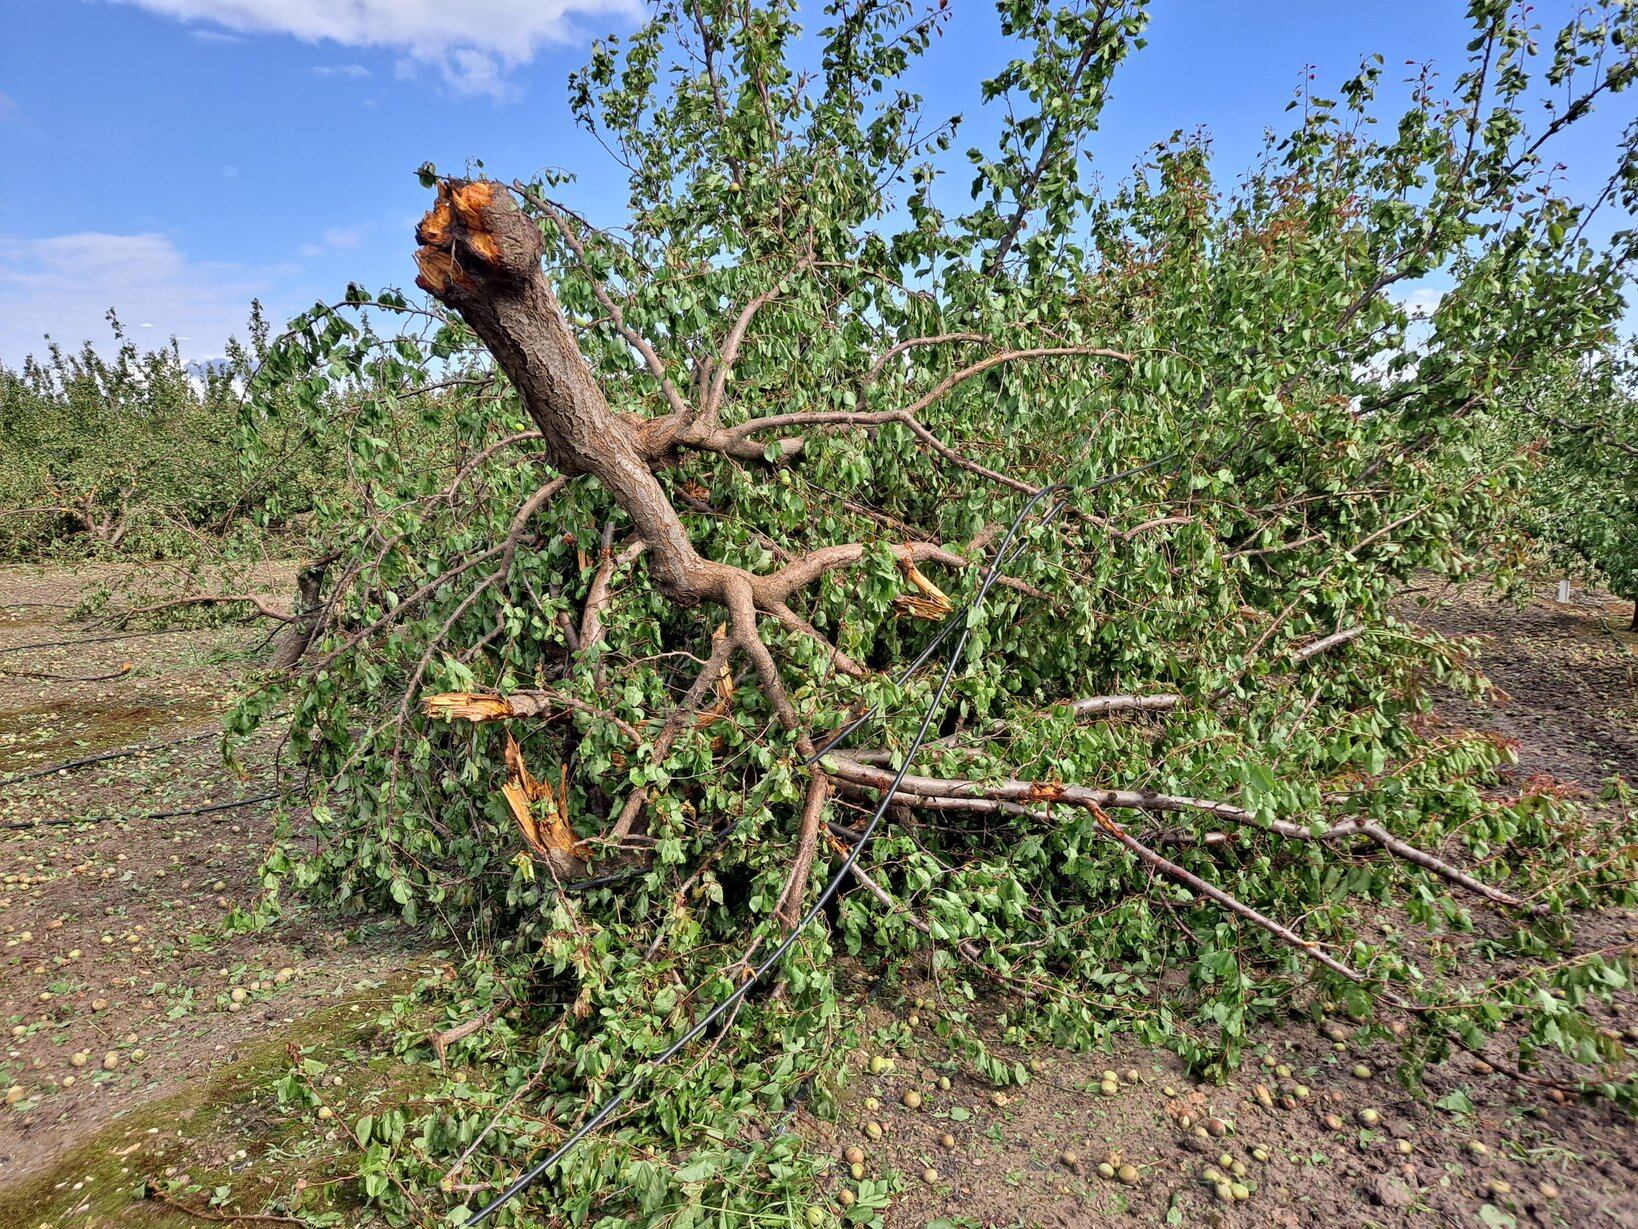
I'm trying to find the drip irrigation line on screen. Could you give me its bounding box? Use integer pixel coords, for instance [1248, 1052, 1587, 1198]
[2, 791, 280, 833]
[1, 728, 224, 788]
[466, 479, 1064, 1225]
[0, 663, 135, 683]
[0, 626, 207, 656]
[1, 709, 291, 790]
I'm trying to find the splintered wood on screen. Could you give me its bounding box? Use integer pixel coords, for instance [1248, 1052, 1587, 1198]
[892, 560, 954, 621]
[499, 733, 586, 871]
[423, 693, 587, 872]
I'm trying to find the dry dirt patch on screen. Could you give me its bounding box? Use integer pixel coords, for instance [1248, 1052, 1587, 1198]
[0, 563, 434, 1224]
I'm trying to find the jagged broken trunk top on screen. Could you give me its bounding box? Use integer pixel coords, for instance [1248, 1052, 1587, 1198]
[414, 179, 722, 604]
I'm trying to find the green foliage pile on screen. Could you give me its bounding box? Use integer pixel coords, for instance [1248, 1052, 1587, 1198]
[236, 1, 1638, 1223]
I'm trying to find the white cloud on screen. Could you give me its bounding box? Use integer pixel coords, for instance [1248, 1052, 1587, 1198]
[110, 0, 640, 97]
[1397, 287, 1445, 319]
[313, 63, 370, 79]
[298, 225, 365, 259]
[0, 232, 282, 364]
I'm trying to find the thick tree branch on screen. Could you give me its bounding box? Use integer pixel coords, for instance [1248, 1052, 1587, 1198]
[107, 593, 296, 626]
[719, 344, 1133, 496]
[775, 773, 832, 929]
[823, 753, 1541, 914]
[424, 689, 643, 745]
[417, 179, 728, 604]
[1068, 693, 1181, 718]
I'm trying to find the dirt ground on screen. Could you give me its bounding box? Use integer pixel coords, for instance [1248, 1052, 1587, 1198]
[0, 563, 432, 1226]
[2, 566, 1636, 1228]
[1409, 580, 1638, 796]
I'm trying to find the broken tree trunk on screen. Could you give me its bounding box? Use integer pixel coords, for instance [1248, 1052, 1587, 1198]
[270, 555, 332, 670]
[414, 179, 725, 605]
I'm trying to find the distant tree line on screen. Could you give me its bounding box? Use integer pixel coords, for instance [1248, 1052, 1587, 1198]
[0, 306, 347, 562]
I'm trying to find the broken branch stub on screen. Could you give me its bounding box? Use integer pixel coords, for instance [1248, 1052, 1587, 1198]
[423, 693, 588, 874]
[500, 733, 587, 876]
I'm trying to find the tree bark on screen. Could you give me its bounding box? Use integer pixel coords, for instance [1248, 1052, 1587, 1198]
[414, 179, 726, 604]
[271, 555, 332, 669]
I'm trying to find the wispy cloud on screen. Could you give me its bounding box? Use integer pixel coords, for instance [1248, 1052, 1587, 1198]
[1396, 286, 1445, 319]
[108, 0, 640, 97]
[298, 225, 365, 259]
[313, 63, 370, 79]
[0, 232, 285, 363]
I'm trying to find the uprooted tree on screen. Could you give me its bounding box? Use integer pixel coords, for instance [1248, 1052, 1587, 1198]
[239, 0, 1638, 1221]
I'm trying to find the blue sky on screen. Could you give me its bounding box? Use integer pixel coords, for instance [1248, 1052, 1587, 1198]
[1, 1, 1630, 364]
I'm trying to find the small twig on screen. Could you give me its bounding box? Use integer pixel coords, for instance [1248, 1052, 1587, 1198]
[432, 998, 513, 1061]
[145, 1185, 304, 1225]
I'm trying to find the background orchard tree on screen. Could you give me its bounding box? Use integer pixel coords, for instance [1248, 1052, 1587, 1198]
[0, 315, 243, 558]
[0, 306, 349, 574]
[1516, 345, 1638, 627]
[239, 0, 1638, 1221]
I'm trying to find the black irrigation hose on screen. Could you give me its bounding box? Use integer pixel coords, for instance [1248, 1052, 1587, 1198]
[466, 479, 1068, 1226]
[2, 791, 280, 833]
[0, 663, 136, 683]
[1, 710, 289, 790]
[0, 728, 225, 788]
[0, 627, 204, 656]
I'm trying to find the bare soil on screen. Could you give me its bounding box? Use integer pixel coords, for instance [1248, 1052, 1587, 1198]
[1, 567, 1635, 1228]
[0, 564, 432, 1226]
[1407, 580, 1638, 796]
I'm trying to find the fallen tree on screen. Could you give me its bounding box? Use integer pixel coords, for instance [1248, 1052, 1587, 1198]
[238, 0, 1638, 1222]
